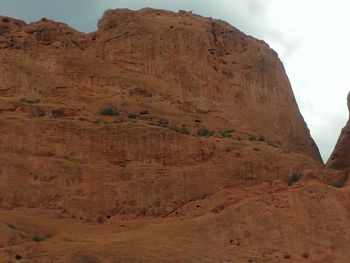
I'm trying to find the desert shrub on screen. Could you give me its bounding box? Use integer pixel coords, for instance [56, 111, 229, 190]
[170, 126, 190, 134]
[267, 140, 278, 148]
[253, 147, 260, 152]
[287, 171, 302, 186]
[219, 131, 232, 138]
[196, 127, 214, 137]
[0, 108, 3, 113]
[331, 178, 347, 188]
[284, 254, 291, 259]
[220, 129, 234, 138]
[99, 106, 118, 116]
[127, 113, 137, 119]
[19, 98, 40, 104]
[32, 234, 49, 242]
[149, 118, 169, 128]
[0, 28, 8, 36]
[302, 252, 309, 259]
[248, 135, 257, 141]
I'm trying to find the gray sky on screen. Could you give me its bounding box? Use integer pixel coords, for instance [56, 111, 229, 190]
[1, 0, 349, 161]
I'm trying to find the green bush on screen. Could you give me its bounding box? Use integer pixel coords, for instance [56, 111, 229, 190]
[99, 106, 119, 116]
[127, 113, 137, 119]
[196, 127, 214, 137]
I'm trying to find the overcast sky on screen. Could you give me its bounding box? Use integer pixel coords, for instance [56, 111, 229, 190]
[1, 0, 349, 161]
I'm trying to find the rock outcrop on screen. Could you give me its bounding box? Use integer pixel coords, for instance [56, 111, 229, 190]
[1, 8, 350, 263]
[327, 92, 350, 170]
[0, 8, 325, 221]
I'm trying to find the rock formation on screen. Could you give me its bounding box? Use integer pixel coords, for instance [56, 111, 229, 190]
[327, 92, 350, 170]
[0, 8, 324, 220]
[1, 8, 349, 263]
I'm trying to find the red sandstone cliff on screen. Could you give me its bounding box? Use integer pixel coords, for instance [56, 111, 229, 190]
[1, 8, 349, 263]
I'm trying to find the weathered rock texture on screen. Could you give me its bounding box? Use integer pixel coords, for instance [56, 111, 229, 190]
[1, 8, 347, 263]
[0, 9, 324, 220]
[327, 92, 350, 170]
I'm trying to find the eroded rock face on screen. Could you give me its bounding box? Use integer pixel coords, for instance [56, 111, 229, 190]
[0, 8, 323, 220]
[94, 9, 322, 161]
[327, 92, 350, 170]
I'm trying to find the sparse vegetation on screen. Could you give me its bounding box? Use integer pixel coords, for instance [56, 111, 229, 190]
[248, 135, 257, 141]
[302, 252, 309, 259]
[196, 127, 214, 137]
[253, 147, 260, 152]
[267, 140, 278, 148]
[99, 106, 119, 116]
[149, 118, 169, 128]
[219, 132, 232, 138]
[287, 171, 302, 186]
[331, 177, 347, 188]
[32, 234, 49, 242]
[0, 28, 9, 36]
[284, 254, 291, 259]
[127, 113, 137, 119]
[219, 129, 234, 138]
[19, 98, 40, 104]
[170, 126, 190, 135]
